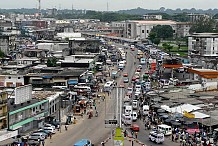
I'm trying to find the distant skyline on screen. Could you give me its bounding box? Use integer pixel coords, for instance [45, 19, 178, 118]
[1, 0, 218, 11]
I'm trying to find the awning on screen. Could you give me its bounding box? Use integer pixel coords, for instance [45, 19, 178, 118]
[0, 138, 15, 145]
[68, 80, 78, 85]
[186, 128, 200, 134]
[191, 111, 210, 119]
[42, 76, 53, 79]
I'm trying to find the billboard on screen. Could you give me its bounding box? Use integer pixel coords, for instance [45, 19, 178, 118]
[15, 84, 32, 104]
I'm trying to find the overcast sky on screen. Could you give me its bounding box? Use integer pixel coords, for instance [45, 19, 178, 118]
[1, 0, 218, 11]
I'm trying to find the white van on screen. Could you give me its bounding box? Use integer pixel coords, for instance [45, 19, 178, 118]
[29, 133, 45, 140]
[132, 100, 138, 109]
[135, 85, 141, 91]
[157, 124, 172, 136]
[122, 114, 132, 125]
[131, 111, 138, 121]
[143, 105, 149, 116]
[149, 131, 164, 144]
[44, 127, 56, 134]
[125, 106, 132, 114]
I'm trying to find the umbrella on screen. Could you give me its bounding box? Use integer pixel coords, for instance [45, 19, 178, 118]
[157, 109, 166, 113]
[184, 121, 194, 125]
[160, 114, 169, 119]
[173, 113, 183, 118]
[164, 118, 173, 123]
[151, 104, 160, 108]
[171, 121, 182, 126]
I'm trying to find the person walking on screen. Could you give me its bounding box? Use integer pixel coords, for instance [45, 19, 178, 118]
[135, 132, 138, 139]
[65, 125, 68, 131]
[42, 140, 45, 146]
[49, 133, 52, 139]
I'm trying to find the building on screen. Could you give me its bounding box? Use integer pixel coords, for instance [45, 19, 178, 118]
[111, 20, 192, 40]
[0, 75, 24, 88]
[188, 33, 218, 57]
[187, 68, 218, 91]
[187, 13, 211, 22]
[188, 33, 218, 69]
[143, 14, 162, 20]
[0, 92, 8, 129]
[8, 85, 49, 134]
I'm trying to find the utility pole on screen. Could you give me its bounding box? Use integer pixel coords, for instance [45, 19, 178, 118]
[38, 0, 41, 19]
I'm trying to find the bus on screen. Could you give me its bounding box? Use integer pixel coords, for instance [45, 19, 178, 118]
[73, 85, 91, 93]
[157, 124, 172, 136]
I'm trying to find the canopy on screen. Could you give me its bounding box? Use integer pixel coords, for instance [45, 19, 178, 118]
[191, 111, 210, 119]
[157, 109, 166, 113]
[186, 128, 200, 134]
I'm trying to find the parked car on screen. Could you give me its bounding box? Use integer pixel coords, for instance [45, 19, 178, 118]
[31, 132, 48, 139]
[29, 133, 45, 141]
[43, 127, 56, 134]
[123, 77, 129, 83]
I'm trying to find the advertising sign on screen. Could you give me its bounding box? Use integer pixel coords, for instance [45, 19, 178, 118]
[15, 84, 32, 104]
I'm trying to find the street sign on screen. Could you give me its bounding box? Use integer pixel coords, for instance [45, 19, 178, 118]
[105, 119, 118, 128]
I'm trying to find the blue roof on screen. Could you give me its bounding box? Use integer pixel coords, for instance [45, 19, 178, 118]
[68, 80, 78, 85]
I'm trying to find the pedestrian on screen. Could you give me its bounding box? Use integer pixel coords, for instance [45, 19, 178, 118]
[172, 134, 174, 142]
[49, 133, 52, 139]
[131, 131, 134, 137]
[65, 125, 68, 131]
[38, 138, 41, 144]
[42, 140, 45, 146]
[135, 132, 138, 139]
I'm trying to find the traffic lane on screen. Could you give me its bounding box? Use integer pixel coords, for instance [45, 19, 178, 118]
[135, 120, 180, 146]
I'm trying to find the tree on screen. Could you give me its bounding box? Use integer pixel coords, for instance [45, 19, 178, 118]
[47, 57, 57, 67]
[151, 25, 174, 39]
[153, 38, 161, 46]
[0, 50, 5, 58]
[189, 16, 218, 34]
[148, 32, 157, 43]
[162, 43, 173, 52]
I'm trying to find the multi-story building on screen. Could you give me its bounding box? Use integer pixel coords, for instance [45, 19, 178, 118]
[111, 20, 192, 40]
[187, 13, 211, 22]
[0, 75, 24, 88]
[143, 14, 162, 20]
[0, 92, 8, 129]
[188, 33, 218, 69]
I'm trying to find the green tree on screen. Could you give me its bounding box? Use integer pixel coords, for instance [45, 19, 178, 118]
[47, 57, 57, 67]
[162, 43, 173, 52]
[151, 25, 174, 39]
[0, 50, 5, 58]
[148, 32, 157, 43]
[189, 16, 218, 34]
[153, 38, 161, 46]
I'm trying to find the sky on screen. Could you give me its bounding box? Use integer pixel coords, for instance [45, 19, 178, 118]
[1, 0, 218, 11]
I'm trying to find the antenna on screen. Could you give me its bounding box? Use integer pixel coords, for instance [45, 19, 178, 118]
[38, 0, 41, 19]
[107, 2, 109, 12]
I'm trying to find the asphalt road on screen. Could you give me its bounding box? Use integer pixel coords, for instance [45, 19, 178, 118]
[45, 44, 137, 146]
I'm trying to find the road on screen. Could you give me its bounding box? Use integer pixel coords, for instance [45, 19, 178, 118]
[45, 44, 137, 146]
[45, 43, 180, 146]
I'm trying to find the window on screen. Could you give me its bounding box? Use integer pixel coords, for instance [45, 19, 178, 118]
[147, 30, 149, 33]
[18, 77, 20, 79]
[142, 30, 144, 33]
[0, 107, 2, 110]
[8, 77, 11, 79]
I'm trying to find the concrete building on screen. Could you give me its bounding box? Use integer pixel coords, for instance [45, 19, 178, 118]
[188, 33, 218, 69]
[143, 14, 162, 20]
[0, 92, 8, 129]
[187, 13, 211, 22]
[111, 20, 192, 40]
[0, 75, 24, 87]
